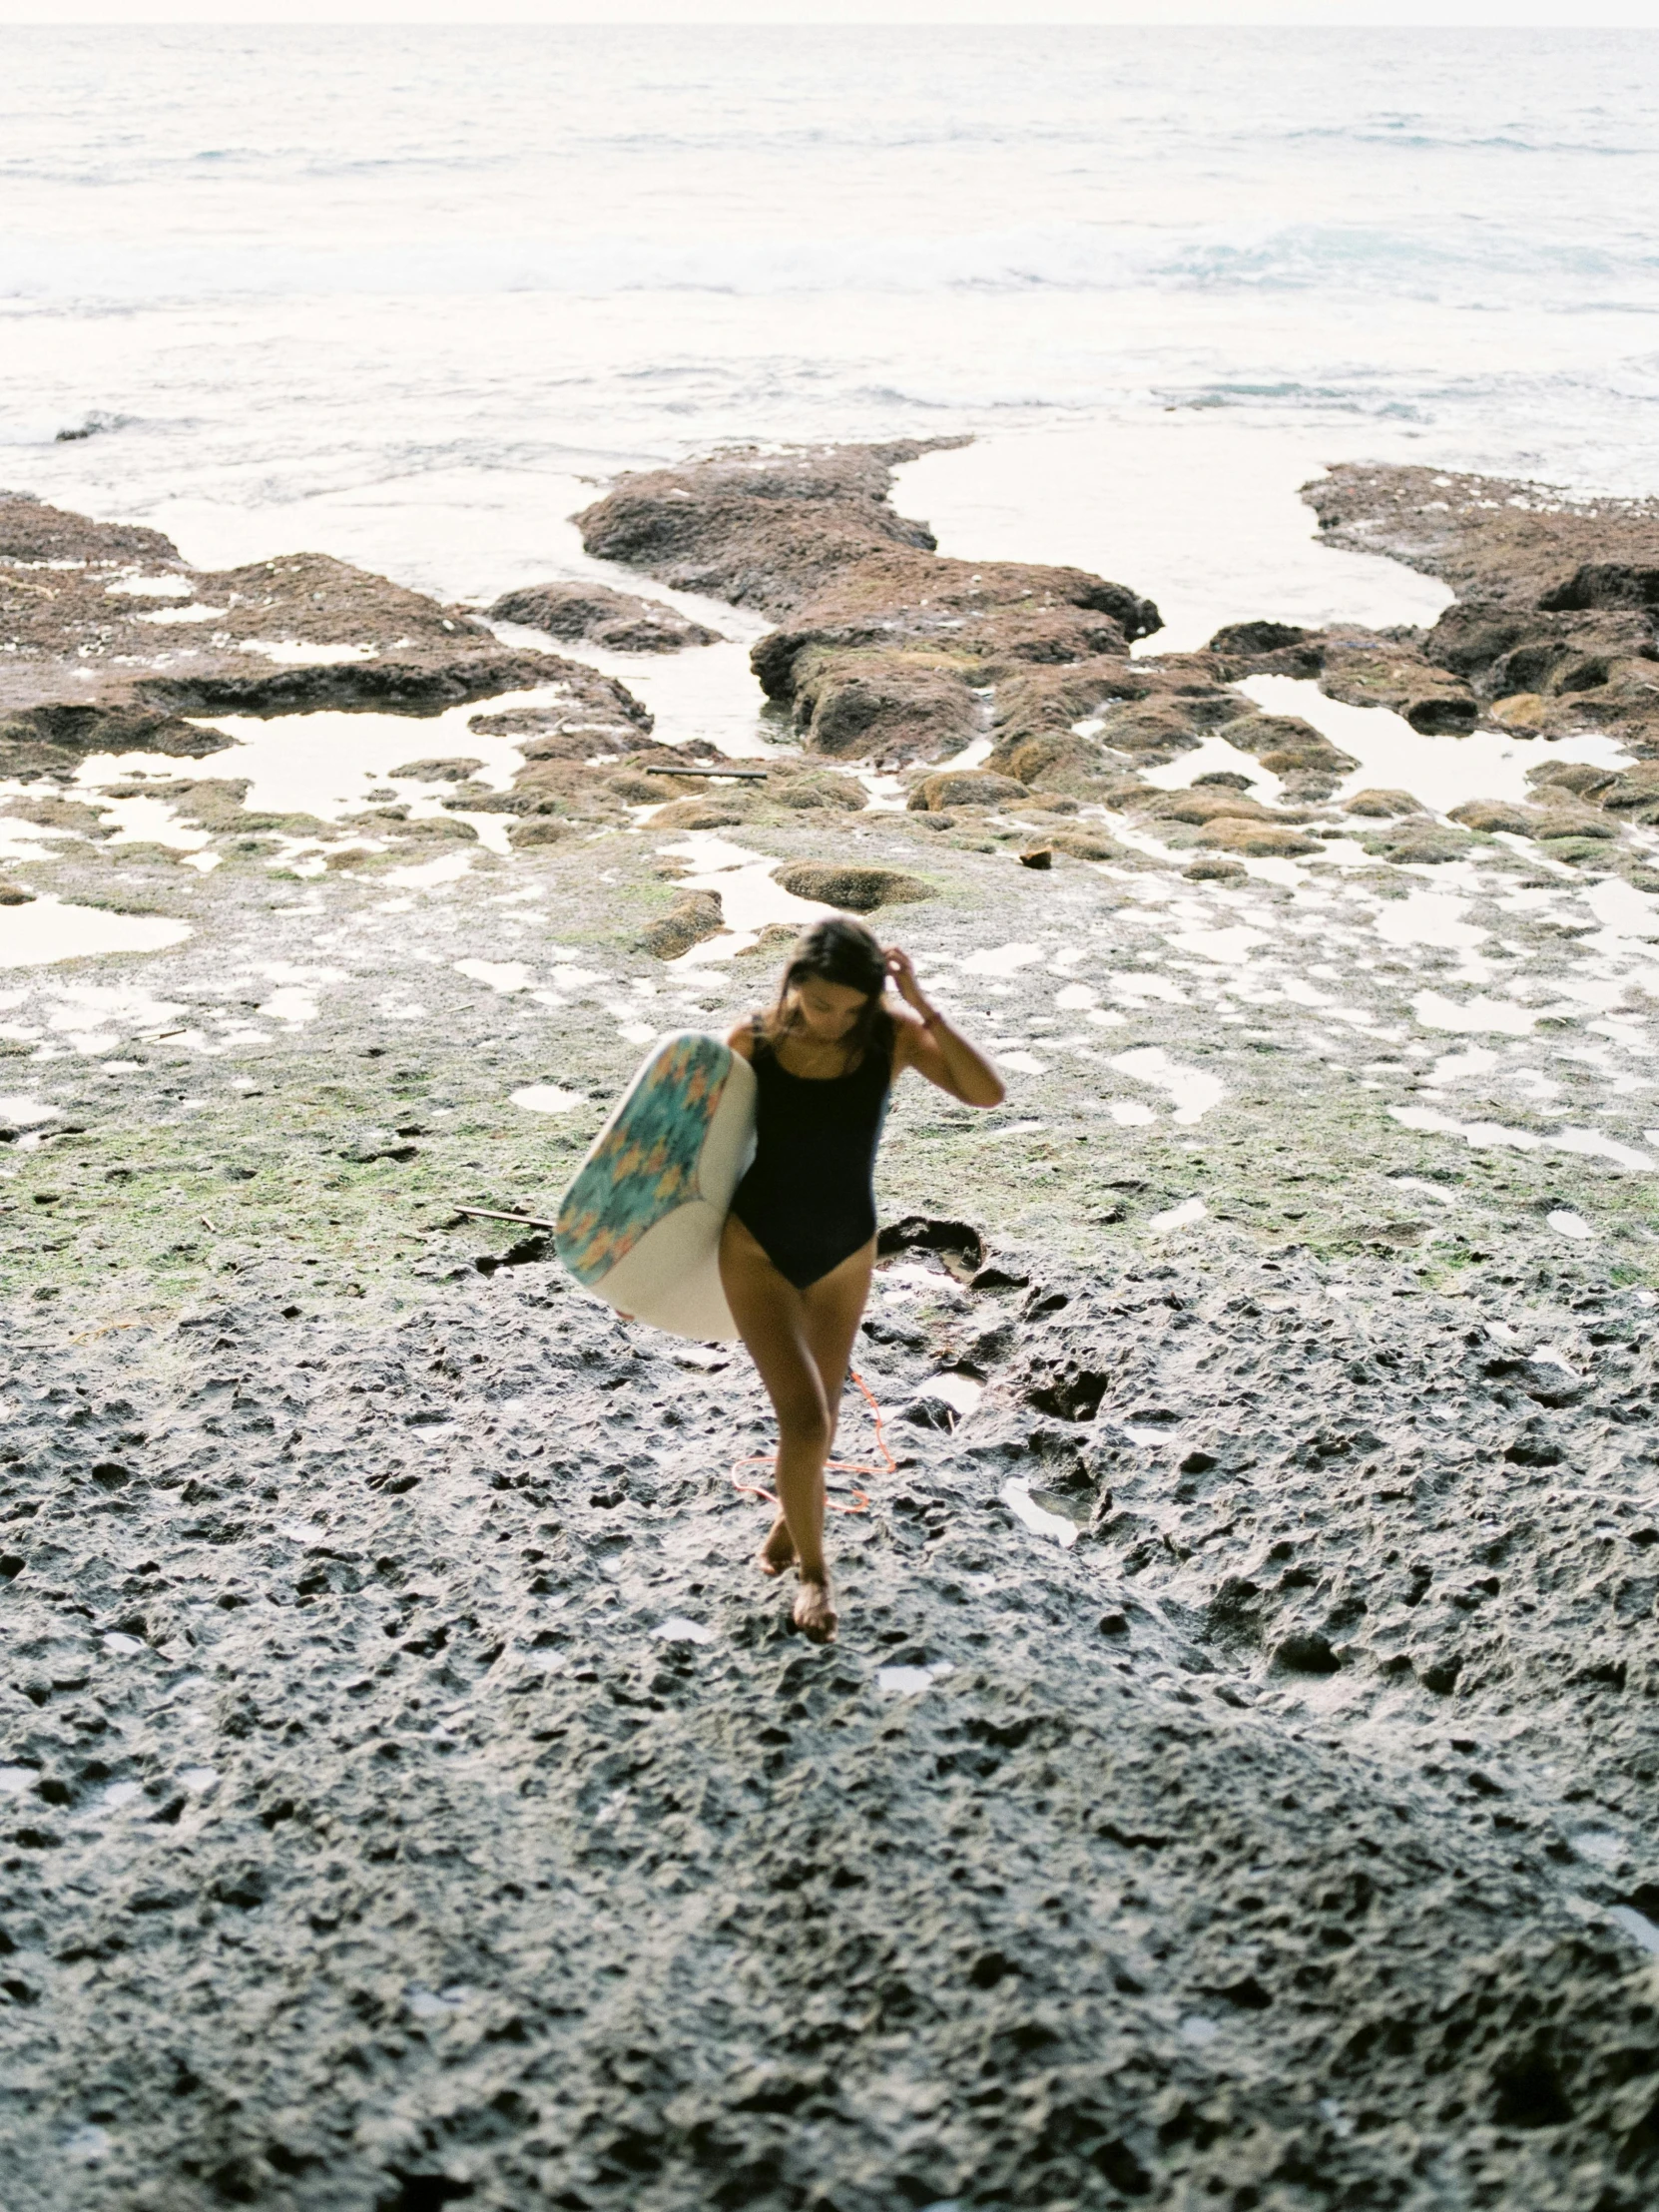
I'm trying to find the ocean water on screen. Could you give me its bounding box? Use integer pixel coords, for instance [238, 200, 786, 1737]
[3, 26, 1658, 639]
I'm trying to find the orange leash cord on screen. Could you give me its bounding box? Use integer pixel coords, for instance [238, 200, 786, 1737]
[731, 1369, 894, 1517]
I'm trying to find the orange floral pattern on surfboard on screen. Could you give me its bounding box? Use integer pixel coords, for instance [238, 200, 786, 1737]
[554, 1032, 734, 1287]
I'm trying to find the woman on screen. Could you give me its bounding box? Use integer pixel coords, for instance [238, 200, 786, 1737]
[721, 916, 1004, 1644]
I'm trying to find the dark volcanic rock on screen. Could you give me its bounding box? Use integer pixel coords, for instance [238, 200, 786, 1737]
[0, 702, 234, 779]
[1302, 466, 1659, 757]
[574, 440, 957, 614]
[0, 498, 566, 726]
[909, 770, 1029, 813]
[790, 649, 979, 763]
[575, 443, 1160, 768]
[488, 579, 722, 651]
[0, 488, 180, 567]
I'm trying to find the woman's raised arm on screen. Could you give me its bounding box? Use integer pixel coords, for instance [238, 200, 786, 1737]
[884, 945, 1004, 1107]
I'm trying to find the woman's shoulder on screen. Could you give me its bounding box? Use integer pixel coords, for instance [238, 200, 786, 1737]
[885, 1003, 927, 1070]
[726, 1015, 762, 1061]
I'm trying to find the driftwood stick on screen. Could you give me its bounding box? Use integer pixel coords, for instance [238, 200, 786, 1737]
[452, 1204, 558, 1232]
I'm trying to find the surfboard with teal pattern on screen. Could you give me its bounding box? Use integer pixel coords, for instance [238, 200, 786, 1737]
[555, 1031, 757, 1341]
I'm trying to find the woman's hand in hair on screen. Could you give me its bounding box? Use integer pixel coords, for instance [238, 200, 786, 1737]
[883, 944, 935, 1024]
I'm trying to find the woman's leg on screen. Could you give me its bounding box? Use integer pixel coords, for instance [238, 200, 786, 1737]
[747, 1234, 877, 1578]
[720, 1219, 875, 1642]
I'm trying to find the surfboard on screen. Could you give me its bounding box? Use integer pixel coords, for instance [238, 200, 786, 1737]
[554, 1030, 757, 1341]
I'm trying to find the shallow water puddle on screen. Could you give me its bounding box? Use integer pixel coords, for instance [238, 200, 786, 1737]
[511, 1084, 582, 1113]
[657, 832, 832, 961]
[1548, 1209, 1595, 1240]
[1148, 1196, 1209, 1233]
[0, 895, 192, 968]
[490, 620, 776, 760]
[1240, 675, 1632, 813]
[960, 941, 1044, 977]
[1001, 1478, 1079, 1549]
[1391, 1103, 1655, 1172]
[79, 691, 560, 823]
[1586, 877, 1659, 941]
[1110, 1047, 1227, 1124]
[893, 420, 1453, 656]
[383, 849, 478, 888]
[1140, 731, 1287, 804]
[1412, 991, 1546, 1037]
[653, 1617, 715, 1646]
[454, 958, 533, 993]
[1373, 891, 1488, 954]
[875, 1661, 955, 1697]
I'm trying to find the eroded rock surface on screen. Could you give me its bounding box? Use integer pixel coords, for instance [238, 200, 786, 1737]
[488, 580, 722, 652]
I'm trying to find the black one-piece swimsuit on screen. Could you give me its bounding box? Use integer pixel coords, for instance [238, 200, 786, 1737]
[730, 1023, 891, 1291]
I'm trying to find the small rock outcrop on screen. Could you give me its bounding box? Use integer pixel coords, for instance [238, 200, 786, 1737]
[770, 861, 934, 913]
[640, 889, 725, 957]
[0, 492, 563, 728]
[1303, 464, 1659, 756]
[488, 580, 722, 651]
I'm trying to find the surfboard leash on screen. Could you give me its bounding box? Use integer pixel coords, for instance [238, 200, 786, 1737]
[731, 1368, 894, 1517]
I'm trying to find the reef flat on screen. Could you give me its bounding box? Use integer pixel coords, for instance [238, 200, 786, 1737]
[4, 451, 1659, 2211]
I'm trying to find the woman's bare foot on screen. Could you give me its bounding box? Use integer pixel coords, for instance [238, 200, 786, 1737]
[793, 1572, 837, 1644]
[757, 1514, 796, 1578]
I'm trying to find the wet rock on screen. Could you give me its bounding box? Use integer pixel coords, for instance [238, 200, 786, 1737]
[1342, 788, 1421, 819]
[1492, 691, 1550, 729]
[770, 861, 934, 913]
[340, 1129, 418, 1166]
[1197, 818, 1323, 858]
[575, 445, 1158, 776]
[736, 923, 801, 959]
[1136, 788, 1273, 828]
[1095, 701, 1206, 763]
[507, 817, 576, 849]
[1596, 762, 1659, 819]
[134, 648, 554, 720]
[648, 796, 752, 830]
[1365, 824, 1476, 865]
[1221, 712, 1357, 788]
[387, 756, 485, 782]
[641, 889, 724, 957]
[1046, 830, 1129, 862]
[1449, 799, 1539, 835]
[764, 766, 864, 812]
[0, 496, 579, 729]
[792, 649, 978, 763]
[1304, 467, 1659, 755]
[908, 770, 1028, 813]
[470, 667, 654, 748]
[1538, 834, 1618, 865]
[1535, 806, 1617, 842]
[1207, 619, 1316, 657]
[0, 702, 234, 777]
[0, 488, 178, 567]
[1540, 560, 1659, 614]
[488, 580, 721, 651]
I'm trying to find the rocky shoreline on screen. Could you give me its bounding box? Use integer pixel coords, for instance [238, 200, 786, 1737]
[4, 447, 1659, 2210]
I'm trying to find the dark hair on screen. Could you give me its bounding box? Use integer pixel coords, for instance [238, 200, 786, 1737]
[765, 915, 894, 1066]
